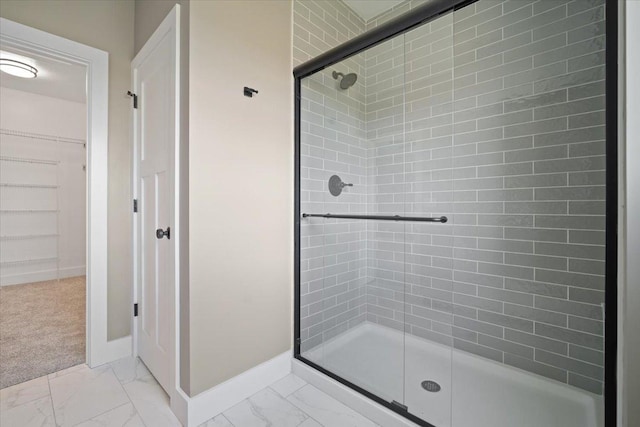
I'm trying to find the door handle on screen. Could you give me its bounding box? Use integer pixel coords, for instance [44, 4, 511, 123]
[156, 227, 170, 240]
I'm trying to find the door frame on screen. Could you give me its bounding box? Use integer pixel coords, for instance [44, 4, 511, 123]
[0, 18, 127, 367]
[131, 3, 181, 406]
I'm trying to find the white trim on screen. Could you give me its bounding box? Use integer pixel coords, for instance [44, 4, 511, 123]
[131, 1, 181, 410]
[0, 18, 128, 368]
[173, 351, 292, 427]
[292, 359, 416, 427]
[621, 2, 640, 426]
[617, 2, 627, 426]
[91, 335, 132, 367]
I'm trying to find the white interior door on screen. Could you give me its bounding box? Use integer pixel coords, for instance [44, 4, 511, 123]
[132, 11, 178, 394]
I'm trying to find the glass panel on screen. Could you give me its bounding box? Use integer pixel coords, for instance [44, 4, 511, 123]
[362, 35, 408, 405]
[299, 7, 458, 423]
[401, 11, 455, 427]
[450, 1, 606, 427]
[299, 48, 408, 403]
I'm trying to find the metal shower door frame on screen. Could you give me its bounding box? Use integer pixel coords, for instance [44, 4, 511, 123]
[293, 1, 619, 426]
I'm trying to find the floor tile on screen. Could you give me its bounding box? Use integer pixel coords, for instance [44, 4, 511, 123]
[287, 385, 376, 427]
[270, 373, 307, 398]
[123, 374, 181, 427]
[49, 365, 129, 427]
[110, 357, 151, 384]
[2, 361, 390, 427]
[74, 402, 145, 427]
[0, 395, 56, 427]
[298, 418, 323, 427]
[0, 375, 50, 412]
[223, 387, 308, 427]
[198, 413, 235, 426]
[47, 363, 87, 380]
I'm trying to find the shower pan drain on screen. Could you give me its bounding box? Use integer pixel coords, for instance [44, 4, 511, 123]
[421, 380, 441, 392]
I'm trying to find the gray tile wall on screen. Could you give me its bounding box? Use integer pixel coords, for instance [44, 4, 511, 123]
[365, 0, 429, 30]
[296, 0, 606, 395]
[364, 11, 458, 347]
[296, 0, 369, 352]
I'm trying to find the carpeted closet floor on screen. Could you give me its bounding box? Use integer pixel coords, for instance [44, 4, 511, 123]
[0, 276, 85, 389]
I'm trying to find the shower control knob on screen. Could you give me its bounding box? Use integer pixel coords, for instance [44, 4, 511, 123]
[329, 175, 353, 196]
[156, 227, 170, 240]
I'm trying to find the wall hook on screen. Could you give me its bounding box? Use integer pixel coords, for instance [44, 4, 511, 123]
[244, 87, 259, 97]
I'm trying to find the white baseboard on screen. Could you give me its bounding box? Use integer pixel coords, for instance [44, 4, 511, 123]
[175, 350, 292, 427]
[88, 335, 132, 367]
[60, 266, 86, 278]
[292, 358, 417, 427]
[0, 265, 86, 286]
[170, 389, 189, 427]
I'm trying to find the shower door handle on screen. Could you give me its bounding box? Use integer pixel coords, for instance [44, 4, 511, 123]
[302, 213, 448, 223]
[156, 227, 170, 239]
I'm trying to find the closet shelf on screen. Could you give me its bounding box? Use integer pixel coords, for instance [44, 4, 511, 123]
[0, 156, 58, 165]
[0, 183, 59, 189]
[0, 234, 59, 241]
[0, 128, 85, 146]
[0, 257, 58, 267]
[0, 209, 59, 214]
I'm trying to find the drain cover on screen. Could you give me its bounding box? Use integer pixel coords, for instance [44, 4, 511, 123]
[421, 380, 441, 392]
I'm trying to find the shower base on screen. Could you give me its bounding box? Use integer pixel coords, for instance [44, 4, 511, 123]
[303, 322, 602, 427]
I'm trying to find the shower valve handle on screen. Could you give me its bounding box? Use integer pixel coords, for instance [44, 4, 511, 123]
[340, 182, 353, 188]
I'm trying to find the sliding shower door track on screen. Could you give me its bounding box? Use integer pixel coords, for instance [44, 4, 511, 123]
[294, 354, 435, 427]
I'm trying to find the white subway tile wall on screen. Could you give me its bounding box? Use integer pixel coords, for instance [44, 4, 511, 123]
[296, 0, 606, 395]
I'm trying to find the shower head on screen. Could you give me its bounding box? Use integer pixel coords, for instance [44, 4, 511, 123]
[332, 70, 357, 90]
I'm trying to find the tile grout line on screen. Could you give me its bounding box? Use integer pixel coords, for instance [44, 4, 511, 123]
[107, 363, 151, 427]
[46, 375, 58, 427]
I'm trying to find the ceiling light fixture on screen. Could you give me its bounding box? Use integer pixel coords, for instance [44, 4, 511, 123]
[0, 58, 38, 78]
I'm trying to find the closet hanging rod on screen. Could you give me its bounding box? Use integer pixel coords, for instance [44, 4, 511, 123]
[0, 209, 59, 214]
[0, 234, 59, 241]
[301, 213, 448, 223]
[0, 257, 58, 267]
[0, 183, 58, 189]
[0, 156, 59, 165]
[0, 128, 85, 146]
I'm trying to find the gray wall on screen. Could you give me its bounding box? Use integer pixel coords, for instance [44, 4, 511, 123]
[188, 0, 292, 396]
[297, 0, 607, 395]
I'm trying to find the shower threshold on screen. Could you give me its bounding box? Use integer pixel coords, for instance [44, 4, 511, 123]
[302, 322, 602, 427]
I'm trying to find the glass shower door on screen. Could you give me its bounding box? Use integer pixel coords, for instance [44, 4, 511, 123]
[298, 49, 408, 407]
[298, 8, 457, 425]
[297, 0, 611, 425]
[400, 10, 456, 427]
[448, 1, 607, 427]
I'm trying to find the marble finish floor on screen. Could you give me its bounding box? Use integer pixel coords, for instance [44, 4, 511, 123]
[0, 356, 380, 427]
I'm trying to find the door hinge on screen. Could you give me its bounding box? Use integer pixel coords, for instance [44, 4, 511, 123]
[134, 303, 139, 317]
[391, 400, 408, 412]
[133, 199, 138, 213]
[127, 91, 138, 109]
